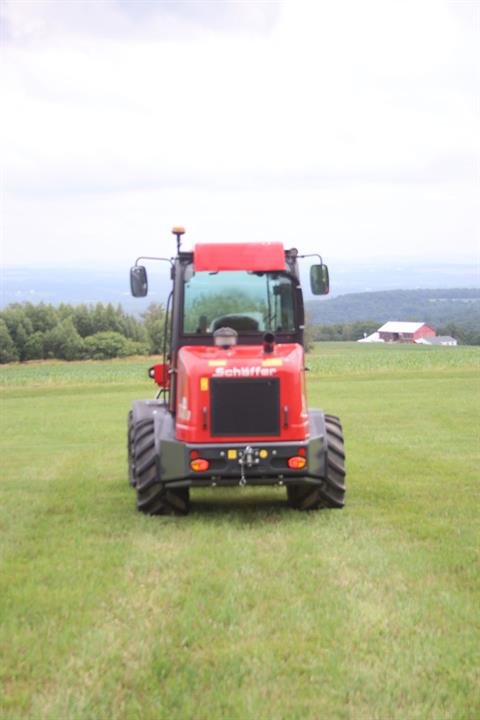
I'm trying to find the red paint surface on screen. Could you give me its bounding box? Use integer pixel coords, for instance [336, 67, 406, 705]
[194, 243, 286, 272]
[413, 325, 436, 340]
[150, 362, 170, 387]
[175, 343, 309, 443]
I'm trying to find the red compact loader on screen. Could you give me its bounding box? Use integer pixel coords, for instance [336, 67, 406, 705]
[128, 228, 345, 514]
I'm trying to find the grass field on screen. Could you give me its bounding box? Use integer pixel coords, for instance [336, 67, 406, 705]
[1, 343, 479, 720]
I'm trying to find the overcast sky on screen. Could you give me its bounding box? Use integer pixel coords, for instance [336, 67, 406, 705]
[1, 0, 479, 268]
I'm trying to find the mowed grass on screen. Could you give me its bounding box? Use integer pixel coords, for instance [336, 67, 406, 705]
[0, 343, 479, 720]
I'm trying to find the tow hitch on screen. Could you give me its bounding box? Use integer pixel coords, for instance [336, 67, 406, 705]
[238, 446, 260, 485]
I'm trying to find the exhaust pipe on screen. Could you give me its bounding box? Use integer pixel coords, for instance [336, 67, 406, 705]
[263, 332, 275, 354]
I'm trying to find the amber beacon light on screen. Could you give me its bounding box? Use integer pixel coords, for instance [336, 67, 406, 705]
[172, 226, 186, 253]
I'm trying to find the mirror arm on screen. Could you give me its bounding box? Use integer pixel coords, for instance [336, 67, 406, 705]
[297, 253, 323, 265]
[134, 256, 174, 267]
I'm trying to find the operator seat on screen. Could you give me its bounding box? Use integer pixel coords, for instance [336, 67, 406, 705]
[211, 315, 259, 333]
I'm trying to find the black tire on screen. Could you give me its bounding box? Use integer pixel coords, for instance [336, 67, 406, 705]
[287, 414, 346, 510]
[132, 417, 190, 515]
[127, 411, 137, 487]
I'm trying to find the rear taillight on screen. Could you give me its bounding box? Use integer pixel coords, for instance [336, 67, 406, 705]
[287, 456, 307, 470]
[190, 458, 209, 472]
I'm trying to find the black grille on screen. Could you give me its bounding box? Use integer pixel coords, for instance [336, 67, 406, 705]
[210, 378, 280, 437]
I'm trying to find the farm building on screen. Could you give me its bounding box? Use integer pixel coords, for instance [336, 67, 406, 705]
[377, 321, 435, 343]
[358, 331, 383, 343]
[416, 335, 458, 346]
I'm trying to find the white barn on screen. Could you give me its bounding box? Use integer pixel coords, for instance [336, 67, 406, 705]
[415, 336, 458, 346]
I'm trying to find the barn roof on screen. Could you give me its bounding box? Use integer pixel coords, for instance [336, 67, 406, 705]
[378, 321, 428, 334]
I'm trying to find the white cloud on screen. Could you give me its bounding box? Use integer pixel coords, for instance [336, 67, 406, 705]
[2, 0, 280, 43]
[1, 0, 479, 266]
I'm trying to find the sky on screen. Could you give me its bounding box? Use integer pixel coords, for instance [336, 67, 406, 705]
[1, 0, 479, 269]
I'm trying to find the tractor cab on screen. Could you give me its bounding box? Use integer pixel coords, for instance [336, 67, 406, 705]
[127, 228, 344, 516]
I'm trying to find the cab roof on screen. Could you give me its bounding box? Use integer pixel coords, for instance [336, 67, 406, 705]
[193, 242, 286, 272]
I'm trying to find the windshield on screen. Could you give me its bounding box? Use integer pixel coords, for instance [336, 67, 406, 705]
[183, 270, 296, 334]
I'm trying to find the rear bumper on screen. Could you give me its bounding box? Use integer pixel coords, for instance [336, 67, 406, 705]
[157, 434, 328, 489]
[130, 400, 329, 489]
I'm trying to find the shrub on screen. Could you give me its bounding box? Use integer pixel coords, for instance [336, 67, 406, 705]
[44, 319, 85, 361]
[83, 332, 147, 360]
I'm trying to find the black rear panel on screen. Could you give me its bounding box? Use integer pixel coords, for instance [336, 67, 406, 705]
[210, 378, 280, 437]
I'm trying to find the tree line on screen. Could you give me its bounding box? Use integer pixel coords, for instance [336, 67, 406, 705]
[0, 302, 166, 363]
[1, 302, 478, 364]
[308, 321, 380, 342]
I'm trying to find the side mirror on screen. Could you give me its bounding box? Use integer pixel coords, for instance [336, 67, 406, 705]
[130, 265, 148, 297]
[310, 264, 329, 295]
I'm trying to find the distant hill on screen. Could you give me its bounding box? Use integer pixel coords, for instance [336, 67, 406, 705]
[2, 261, 478, 311]
[0, 265, 170, 315]
[306, 288, 480, 329]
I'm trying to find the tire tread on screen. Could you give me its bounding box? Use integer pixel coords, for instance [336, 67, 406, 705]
[129, 414, 190, 515]
[287, 413, 346, 511]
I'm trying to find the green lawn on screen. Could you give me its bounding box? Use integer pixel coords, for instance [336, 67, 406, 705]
[1, 343, 479, 720]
